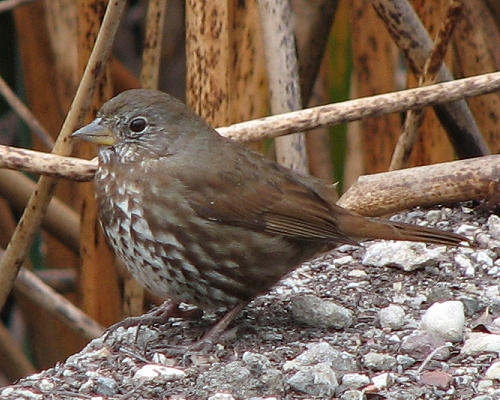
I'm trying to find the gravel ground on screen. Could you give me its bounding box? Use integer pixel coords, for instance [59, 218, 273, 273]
[2, 202, 500, 400]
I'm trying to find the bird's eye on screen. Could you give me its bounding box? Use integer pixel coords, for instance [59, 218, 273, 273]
[129, 117, 147, 134]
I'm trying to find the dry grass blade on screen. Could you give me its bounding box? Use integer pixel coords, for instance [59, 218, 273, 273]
[389, 0, 464, 170]
[0, 0, 127, 311]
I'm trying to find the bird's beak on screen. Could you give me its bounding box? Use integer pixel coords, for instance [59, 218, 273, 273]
[71, 118, 117, 146]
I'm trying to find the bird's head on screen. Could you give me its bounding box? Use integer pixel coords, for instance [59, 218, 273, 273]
[72, 89, 216, 162]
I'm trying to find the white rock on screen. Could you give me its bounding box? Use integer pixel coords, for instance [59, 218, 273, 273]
[461, 333, 500, 356]
[291, 295, 353, 329]
[287, 362, 338, 397]
[362, 242, 440, 271]
[363, 352, 397, 371]
[39, 378, 54, 392]
[341, 373, 370, 389]
[473, 250, 494, 267]
[334, 255, 354, 265]
[379, 305, 405, 330]
[455, 254, 474, 276]
[484, 361, 500, 380]
[347, 269, 367, 278]
[421, 301, 464, 342]
[477, 379, 494, 391]
[208, 394, 236, 400]
[133, 364, 185, 382]
[371, 372, 394, 389]
[487, 215, 500, 241]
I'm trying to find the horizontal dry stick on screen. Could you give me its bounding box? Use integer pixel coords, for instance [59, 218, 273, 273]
[219, 71, 500, 142]
[14, 267, 105, 341]
[2, 71, 500, 182]
[0, 145, 96, 181]
[338, 155, 500, 216]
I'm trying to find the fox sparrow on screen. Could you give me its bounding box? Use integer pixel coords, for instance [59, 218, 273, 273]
[72, 89, 466, 344]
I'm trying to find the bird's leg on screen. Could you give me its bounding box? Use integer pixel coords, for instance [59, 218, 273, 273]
[195, 302, 248, 348]
[164, 302, 249, 355]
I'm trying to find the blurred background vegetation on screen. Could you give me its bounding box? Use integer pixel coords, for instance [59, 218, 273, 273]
[0, 0, 499, 386]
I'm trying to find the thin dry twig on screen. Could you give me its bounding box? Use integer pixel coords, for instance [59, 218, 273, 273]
[0, 0, 127, 311]
[371, 0, 490, 158]
[389, 0, 464, 170]
[0, 321, 36, 381]
[0, 169, 81, 254]
[218, 71, 500, 143]
[0, 145, 95, 181]
[0, 74, 54, 150]
[14, 267, 105, 340]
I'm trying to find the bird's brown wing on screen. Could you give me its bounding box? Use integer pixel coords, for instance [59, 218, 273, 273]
[181, 154, 359, 246]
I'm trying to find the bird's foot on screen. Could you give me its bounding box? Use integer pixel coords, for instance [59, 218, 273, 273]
[103, 301, 202, 343]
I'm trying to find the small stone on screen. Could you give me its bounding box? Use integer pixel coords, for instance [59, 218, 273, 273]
[426, 210, 442, 224]
[421, 301, 465, 342]
[484, 361, 500, 380]
[488, 215, 500, 241]
[371, 372, 394, 389]
[461, 333, 500, 355]
[454, 224, 477, 235]
[334, 255, 354, 266]
[455, 254, 474, 276]
[477, 379, 494, 391]
[400, 331, 450, 360]
[287, 362, 338, 397]
[341, 373, 370, 389]
[96, 377, 118, 396]
[151, 352, 175, 366]
[419, 371, 453, 389]
[363, 352, 396, 371]
[474, 251, 494, 267]
[362, 242, 441, 271]
[291, 295, 352, 329]
[283, 342, 356, 379]
[208, 394, 236, 400]
[396, 355, 416, 369]
[379, 305, 405, 330]
[427, 287, 453, 303]
[39, 378, 54, 392]
[133, 364, 185, 382]
[347, 269, 367, 278]
[341, 390, 364, 400]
